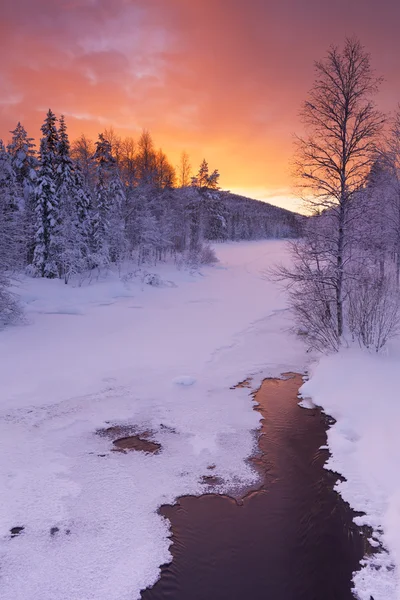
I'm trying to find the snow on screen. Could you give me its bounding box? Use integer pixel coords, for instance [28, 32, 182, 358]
[172, 375, 197, 386]
[3, 239, 400, 600]
[298, 397, 316, 409]
[301, 348, 400, 600]
[0, 240, 305, 600]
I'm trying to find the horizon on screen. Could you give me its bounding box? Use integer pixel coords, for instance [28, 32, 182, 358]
[2, 0, 400, 210]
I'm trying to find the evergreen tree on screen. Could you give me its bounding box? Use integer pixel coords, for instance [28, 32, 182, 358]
[191, 159, 220, 191]
[74, 162, 93, 264]
[56, 115, 86, 282]
[7, 122, 38, 262]
[7, 122, 37, 202]
[32, 109, 60, 278]
[0, 141, 21, 270]
[92, 133, 127, 265]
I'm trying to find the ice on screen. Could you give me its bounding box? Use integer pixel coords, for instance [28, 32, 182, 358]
[0, 240, 306, 600]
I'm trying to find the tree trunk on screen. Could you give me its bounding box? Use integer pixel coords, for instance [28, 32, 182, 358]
[336, 198, 346, 340]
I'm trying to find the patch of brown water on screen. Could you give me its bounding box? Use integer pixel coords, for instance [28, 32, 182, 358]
[141, 373, 365, 600]
[96, 425, 161, 454]
[112, 436, 161, 454]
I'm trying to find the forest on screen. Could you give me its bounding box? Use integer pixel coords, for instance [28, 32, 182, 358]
[0, 112, 300, 324]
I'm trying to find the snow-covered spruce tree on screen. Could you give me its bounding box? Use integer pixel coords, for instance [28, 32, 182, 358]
[277, 38, 385, 352]
[7, 122, 38, 262]
[0, 141, 22, 324]
[7, 122, 37, 208]
[92, 133, 126, 267]
[32, 109, 60, 278]
[381, 107, 400, 287]
[187, 160, 224, 259]
[108, 169, 127, 264]
[73, 162, 93, 267]
[0, 140, 23, 268]
[56, 115, 87, 283]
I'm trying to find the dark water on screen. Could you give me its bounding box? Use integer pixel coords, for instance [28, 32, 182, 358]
[141, 374, 364, 600]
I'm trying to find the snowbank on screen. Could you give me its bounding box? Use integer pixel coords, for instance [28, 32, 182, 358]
[301, 348, 400, 600]
[0, 240, 305, 600]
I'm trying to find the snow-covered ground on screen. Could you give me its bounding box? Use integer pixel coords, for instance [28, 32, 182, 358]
[0, 240, 305, 600]
[302, 350, 400, 600]
[1, 239, 399, 600]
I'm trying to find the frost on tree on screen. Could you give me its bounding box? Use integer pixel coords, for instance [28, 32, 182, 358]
[0, 110, 301, 303]
[7, 123, 37, 262]
[32, 109, 60, 278]
[275, 38, 399, 352]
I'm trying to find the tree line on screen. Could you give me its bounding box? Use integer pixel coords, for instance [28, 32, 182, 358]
[0, 112, 299, 324]
[276, 38, 400, 353]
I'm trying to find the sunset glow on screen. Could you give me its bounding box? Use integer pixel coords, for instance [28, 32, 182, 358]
[2, 0, 400, 209]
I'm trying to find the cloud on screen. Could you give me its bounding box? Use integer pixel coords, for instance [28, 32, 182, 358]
[1, 0, 400, 209]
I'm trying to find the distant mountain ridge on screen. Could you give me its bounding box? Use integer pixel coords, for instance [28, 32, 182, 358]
[210, 190, 303, 240]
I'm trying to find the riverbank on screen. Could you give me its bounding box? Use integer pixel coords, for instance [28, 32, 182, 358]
[141, 373, 365, 600]
[302, 349, 400, 600]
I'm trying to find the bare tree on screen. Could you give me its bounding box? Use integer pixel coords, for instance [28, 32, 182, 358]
[71, 134, 96, 190]
[103, 127, 122, 165]
[347, 270, 400, 351]
[178, 151, 191, 187]
[282, 38, 385, 350]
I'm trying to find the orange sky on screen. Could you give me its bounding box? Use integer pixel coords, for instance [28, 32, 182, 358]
[1, 0, 400, 210]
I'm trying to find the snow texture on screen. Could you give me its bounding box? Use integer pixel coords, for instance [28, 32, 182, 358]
[0, 240, 305, 600]
[301, 349, 400, 600]
[172, 375, 197, 386]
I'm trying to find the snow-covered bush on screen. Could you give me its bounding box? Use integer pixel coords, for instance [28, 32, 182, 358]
[183, 243, 218, 268]
[142, 272, 163, 287]
[0, 274, 22, 328]
[347, 273, 400, 352]
[199, 244, 218, 265]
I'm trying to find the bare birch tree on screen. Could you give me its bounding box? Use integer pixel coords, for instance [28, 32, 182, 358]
[178, 151, 192, 187]
[279, 38, 385, 350]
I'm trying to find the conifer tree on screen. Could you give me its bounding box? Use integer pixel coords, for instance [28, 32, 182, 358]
[7, 122, 38, 261]
[7, 122, 37, 202]
[74, 162, 93, 264]
[32, 109, 60, 278]
[56, 115, 85, 282]
[0, 141, 21, 269]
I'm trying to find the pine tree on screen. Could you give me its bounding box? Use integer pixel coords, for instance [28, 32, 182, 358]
[74, 162, 92, 266]
[56, 115, 87, 282]
[0, 141, 21, 270]
[7, 122, 38, 262]
[7, 122, 37, 202]
[191, 159, 220, 191]
[92, 134, 113, 264]
[32, 109, 60, 278]
[92, 133, 126, 265]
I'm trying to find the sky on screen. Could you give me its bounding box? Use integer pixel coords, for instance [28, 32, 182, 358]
[1, 0, 400, 210]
